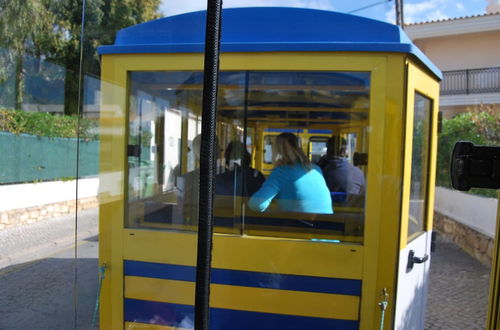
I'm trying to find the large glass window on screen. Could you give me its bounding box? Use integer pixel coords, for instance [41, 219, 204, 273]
[126, 71, 370, 244]
[407, 92, 433, 239]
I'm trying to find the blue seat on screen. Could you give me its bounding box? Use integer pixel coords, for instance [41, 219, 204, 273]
[331, 192, 347, 203]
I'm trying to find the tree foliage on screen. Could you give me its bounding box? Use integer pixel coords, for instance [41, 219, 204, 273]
[0, 108, 98, 139]
[0, 0, 61, 54]
[0, 0, 161, 114]
[437, 105, 500, 198]
[0, 0, 62, 109]
[51, 0, 161, 114]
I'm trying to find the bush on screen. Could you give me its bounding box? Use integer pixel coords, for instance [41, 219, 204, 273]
[0, 108, 98, 140]
[437, 105, 500, 198]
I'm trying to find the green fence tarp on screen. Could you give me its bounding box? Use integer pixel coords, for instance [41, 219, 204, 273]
[0, 132, 99, 184]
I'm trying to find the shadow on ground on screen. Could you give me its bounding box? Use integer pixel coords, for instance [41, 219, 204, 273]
[0, 257, 98, 330]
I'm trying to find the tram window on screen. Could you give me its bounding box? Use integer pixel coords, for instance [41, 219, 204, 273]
[125, 70, 370, 243]
[243, 71, 370, 244]
[407, 92, 432, 240]
[126, 71, 248, 233]
[263, 135, 275, 164]
[308, 137, 328, 163]
[345, 133, 358, 162]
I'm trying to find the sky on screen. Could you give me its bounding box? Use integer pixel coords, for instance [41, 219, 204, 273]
[159, 0, 489, 24]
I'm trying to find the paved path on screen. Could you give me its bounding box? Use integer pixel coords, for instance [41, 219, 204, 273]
[425, 234, 490, 330]
[0, 208, 98, 269]
[0, 209, 492, 329]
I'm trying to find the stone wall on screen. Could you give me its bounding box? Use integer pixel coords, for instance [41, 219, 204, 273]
[434, 211, 494, 267]
[0, 178, 99, 230]
[0, 197, 98, 230]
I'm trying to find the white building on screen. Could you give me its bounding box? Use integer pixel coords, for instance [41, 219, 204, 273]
[405, 4, 500, 117]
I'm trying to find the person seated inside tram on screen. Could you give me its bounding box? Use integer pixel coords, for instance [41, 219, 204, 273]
[177, 134, 223, 224]
[248, 132, 333, 214]
[317, 136, 365, 198]
[215, 141, 265, 197]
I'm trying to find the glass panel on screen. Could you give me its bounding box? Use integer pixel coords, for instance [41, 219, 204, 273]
[213, 72, 248, 234]
[126, 70, 370, 244]
[244, 71, 369, 243]
[345, 132, 359, 162]
[126, 71, 246, 234]
[263, 135, 275, 164]
[0, 1, 91, 328]
[309, 137, 328, 163]
[407, 92, 432, 239]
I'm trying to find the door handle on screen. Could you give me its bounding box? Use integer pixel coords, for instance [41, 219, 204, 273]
[406, 249, 429, 272]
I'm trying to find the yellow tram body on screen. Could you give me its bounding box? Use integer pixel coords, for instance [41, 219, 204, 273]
[98, 8, 441, 330]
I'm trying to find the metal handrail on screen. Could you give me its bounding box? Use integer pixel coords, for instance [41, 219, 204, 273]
[441, 67, 500, 95]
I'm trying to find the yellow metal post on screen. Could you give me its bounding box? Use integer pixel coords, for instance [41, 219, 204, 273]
[486, 191, 500, 330]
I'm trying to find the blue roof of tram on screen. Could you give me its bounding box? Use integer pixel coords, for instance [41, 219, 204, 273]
[98, 7, 441, 79]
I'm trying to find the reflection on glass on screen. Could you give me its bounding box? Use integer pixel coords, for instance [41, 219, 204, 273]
[126, 72, 246, 233]
[126, 71, 370, 243]
[0, 7, 95, 329]
[408, 92, 432, 239]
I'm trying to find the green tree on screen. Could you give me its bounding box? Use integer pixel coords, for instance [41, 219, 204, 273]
[437, 105, 500, 197]
[51, 0, 161, 115]
[48, 0, 104, 115]
[0, 0, 61, 109]
[0, 0, 161, 115]
[99, 0, 161, 45]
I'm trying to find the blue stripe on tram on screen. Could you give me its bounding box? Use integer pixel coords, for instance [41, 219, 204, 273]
[264, 128, 304, 133]
[124, 299, 359, 330]
[124, 260, 361, 296]
[212, 268, 361, 296]
[308, 129, 333, 134]
[125, 260, 196, 282]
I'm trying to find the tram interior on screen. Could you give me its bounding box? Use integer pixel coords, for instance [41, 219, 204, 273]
[126, 70, 370, 244]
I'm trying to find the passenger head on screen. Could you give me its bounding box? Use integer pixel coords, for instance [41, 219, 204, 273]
[274, 133, 311, 169]
[326, 136, 347, 158]
[224, 141, 250, 169]
[191, 134, 221, 164]
[191, 134, 202, 161]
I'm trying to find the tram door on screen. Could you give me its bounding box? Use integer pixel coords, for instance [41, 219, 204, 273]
[394, 63, 439, 329]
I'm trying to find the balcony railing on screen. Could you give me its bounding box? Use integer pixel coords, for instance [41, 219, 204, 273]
[441, 67, 500, 95]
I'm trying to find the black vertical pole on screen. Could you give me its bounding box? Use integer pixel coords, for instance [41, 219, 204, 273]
[195, 0, 223, 329]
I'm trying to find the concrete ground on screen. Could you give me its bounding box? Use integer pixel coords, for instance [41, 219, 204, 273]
[0, 208, 492, 329]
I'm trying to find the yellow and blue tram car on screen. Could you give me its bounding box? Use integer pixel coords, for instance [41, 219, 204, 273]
[98, 7, 441, 330]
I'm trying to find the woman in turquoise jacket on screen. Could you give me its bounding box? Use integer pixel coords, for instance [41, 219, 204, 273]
[249, 133, 333, 214]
